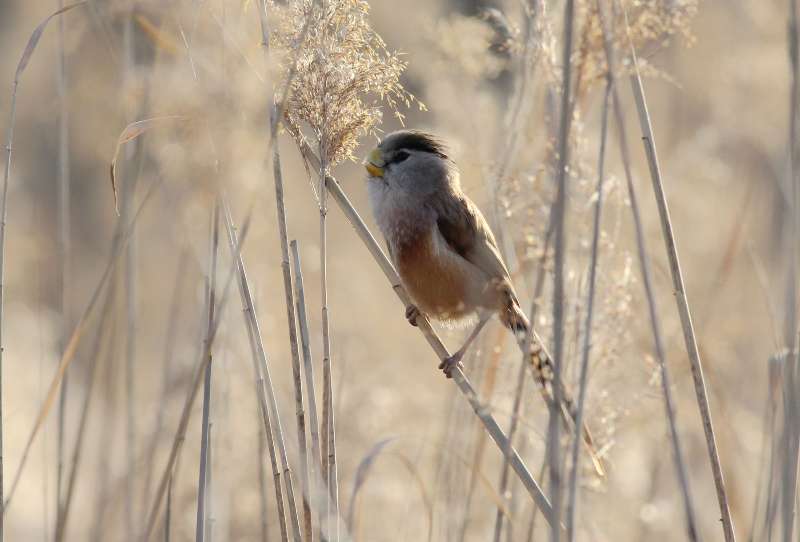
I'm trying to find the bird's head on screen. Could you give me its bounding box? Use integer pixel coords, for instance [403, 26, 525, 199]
[364, 130, 453, 195]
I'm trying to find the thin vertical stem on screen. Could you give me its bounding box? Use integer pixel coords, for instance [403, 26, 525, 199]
[258, 422, 272, 542]
[197, 203, 220, 542]
[55, 0, 70, 522]
[318, 155, 339, 542]
[565, 78, 611, 541]
[164, 471, 173, 542]
[782, 3, 800, 541]
[0, 79, 18, 542]
[550, 0, 576, 538]
[291, 240, 323, 540]
[121, 11, 143, 539]
[596, 2, 699, 538]
[90, 324, 116, 542]
[623, 8, 735, 540]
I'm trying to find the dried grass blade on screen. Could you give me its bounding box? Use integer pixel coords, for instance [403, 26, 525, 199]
[14, 2, 87, 81]
[109, 116, 187, 213]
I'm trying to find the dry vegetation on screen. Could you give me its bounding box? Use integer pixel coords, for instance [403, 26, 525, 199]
[0, 0, 797, 541]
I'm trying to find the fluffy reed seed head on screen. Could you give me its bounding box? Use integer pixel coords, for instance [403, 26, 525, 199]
[268, 0, 422, 166]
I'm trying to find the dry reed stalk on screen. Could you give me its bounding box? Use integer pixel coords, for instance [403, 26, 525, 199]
[196, 202, 220, 542]
[274, 119, 313, 542]
[0, 4, 86, 533]
[549, 1, 576, 537]
[164, 472, 173, 542]
[247, 320, 291, 542]
[121, 13, 147, 537]
[621, 7, 736, 540]
[781, 4, 800, 541]
[595, 1, 699, 538]
[750, 352, 785, 541]
[257, 422, 272, 542]
[142, 212, 252, 541]
[290, 137, 556, 529]
[222, 197, 288, 542]
[787, 0, 800, 351]
[220, 198, 302, 542]
[318, 156, 339, 542]
[565, 76, 611, 542]
[253, 3, 313, 539]
[290, 240, 323, 539]
[264, 127, 307, 542]
[55, 0, 71, 522]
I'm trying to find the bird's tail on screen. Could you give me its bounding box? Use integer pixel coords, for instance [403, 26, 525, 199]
[501, 300, 606, 477]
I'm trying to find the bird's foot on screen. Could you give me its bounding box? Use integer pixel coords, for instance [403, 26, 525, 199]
[438, 352, 464, 379]
[405, 304, 421, 327]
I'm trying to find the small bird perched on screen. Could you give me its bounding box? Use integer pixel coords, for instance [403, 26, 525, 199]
[364, 129, 530, 376]
[364, 129, 604, 475]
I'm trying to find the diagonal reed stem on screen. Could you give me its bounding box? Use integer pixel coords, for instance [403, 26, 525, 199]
[196, 201, 220, 542]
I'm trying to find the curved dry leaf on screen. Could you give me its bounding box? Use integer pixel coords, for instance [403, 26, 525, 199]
[15, 2, 87, 82]
[347, 437, 395, 528]
[110, 116, 188, 214]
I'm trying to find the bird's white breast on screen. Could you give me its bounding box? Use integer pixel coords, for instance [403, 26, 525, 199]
[367, 180, 431, 250]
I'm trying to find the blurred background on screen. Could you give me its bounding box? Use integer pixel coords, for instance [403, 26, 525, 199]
[0, 0, 795, 540]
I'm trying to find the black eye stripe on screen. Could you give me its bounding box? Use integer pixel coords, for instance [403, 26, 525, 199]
[390, 150, 410, 164]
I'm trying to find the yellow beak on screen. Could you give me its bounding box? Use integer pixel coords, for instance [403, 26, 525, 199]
[364, 148, 385, 177]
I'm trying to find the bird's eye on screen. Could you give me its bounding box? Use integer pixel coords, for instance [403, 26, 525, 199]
[392, 150, 410, 164]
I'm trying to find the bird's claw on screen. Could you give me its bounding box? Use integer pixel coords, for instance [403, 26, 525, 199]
[439, 353, 463, 378]
[405, 304, 420, 327]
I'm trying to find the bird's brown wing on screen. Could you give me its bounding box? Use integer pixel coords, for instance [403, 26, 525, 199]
[433, 191, 512, 284]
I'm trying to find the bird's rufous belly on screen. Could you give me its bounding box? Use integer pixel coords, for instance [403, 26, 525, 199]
[394, 232, 474, 321]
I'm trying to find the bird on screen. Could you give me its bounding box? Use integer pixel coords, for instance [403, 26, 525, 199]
[364, 129, 606, 476]
[364, 129, 532, 377]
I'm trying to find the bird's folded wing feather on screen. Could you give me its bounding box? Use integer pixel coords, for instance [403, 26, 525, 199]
[434, 191, 512, 283]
